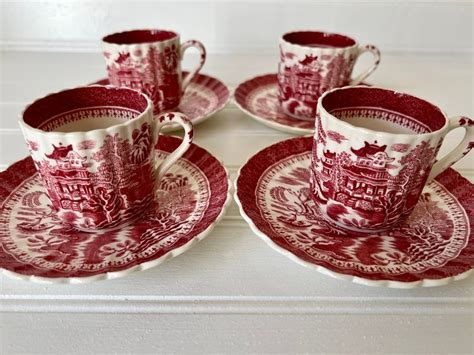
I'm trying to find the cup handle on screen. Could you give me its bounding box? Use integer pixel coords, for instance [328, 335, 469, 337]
[350, 44, 381, 85]
[428, 116, 474, 181]
[154, 112, 193, 182]
[180, 40, 206, 92]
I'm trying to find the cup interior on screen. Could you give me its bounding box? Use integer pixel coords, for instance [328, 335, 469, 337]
[23, 86, 149, 133]
[103, 29, 178, 45]
[321, 87, 446, 134]
[282, 31, 356, 48]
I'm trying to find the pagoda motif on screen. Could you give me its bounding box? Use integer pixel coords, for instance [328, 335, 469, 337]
[107, 52, 143, 90]
[106, 46, 180, 112]
[279, 54, 324, 105]
[318, 141, 397, 212]
[44, 144, 95, 212]
[32, 122, 156, 229]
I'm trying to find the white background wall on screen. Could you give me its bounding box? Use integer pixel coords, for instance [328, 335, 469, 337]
[1, 0, 473, 54]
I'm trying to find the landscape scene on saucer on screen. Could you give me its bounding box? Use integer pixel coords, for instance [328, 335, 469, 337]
[0, 151, 209, 277]
[311, 112, 439, 231]
[105, 45, 180, 113]
[258, 151, 471, 278]
[29, 121, 155, 230]
[278, 48, 357, 120]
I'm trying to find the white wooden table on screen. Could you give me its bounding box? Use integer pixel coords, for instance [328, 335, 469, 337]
[1, 52, 473, 354]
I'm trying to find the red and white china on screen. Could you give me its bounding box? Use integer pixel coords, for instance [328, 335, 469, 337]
[234, 74, 370, 135]
[278, 30, 380, 120]
[0, 136, 230, 283]
[93, 71, 230, 132]
[20, 85, 193, 231]
[234, 74, 314, 135]
[235, 136, 474, 288]
[311, 86, 474, 233]
[103, 29, 206, 113]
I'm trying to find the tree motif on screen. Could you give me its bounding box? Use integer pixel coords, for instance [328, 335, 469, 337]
[315, 114, 327, 145]
[92, 134, 132, 189]
[130, 123, 152, 164]
[270, 186, 315, 228]
[341, 52, 357, 84]
[143, 47, 164, 84]
[397, 141, 436, 210]
[163, 45, 178, 72]
[324, 52, 346, 89]
[96, 186, 124, 223]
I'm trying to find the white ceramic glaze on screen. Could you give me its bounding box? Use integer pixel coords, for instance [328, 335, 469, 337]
[235, 136, 474, 288]
[278, 30, 380, 120]
[233, 74, 313, 135]
[311, 86, 474, 232]
[19, 85, 193, 231]
[103, 29, 206, 113]
[0, 136, 231, 284]
[92, 71, 230, 132]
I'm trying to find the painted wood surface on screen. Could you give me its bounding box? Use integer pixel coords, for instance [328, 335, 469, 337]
[1, 49, 473, 353]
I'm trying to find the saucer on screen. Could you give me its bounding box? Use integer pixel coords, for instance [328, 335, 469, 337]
[235, 136, 474, 288]
[91, 72, 230, 132]
[0, 136, 231, 283]
[234, 74, 313, 135]
[234, 74, 369, 135]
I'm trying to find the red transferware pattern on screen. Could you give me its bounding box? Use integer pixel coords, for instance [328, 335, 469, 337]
[93, 72, 229, 132]
[235, 136, 474, 288]
[0, 136, 230, 283]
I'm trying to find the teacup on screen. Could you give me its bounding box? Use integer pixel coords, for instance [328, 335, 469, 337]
[310, 86, 473, 233]
[19, 85, 193, 231]
[278, 30, 380, 121]
[102, 29, 206, 114]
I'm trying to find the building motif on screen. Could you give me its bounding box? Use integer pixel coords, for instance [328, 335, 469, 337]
[106, 46, 181, 112]
[311, 121, 437, 228]
[260, 159, 468, 277]
[279, 54, 323, 102]
[278, 54, 324, 115]
[44, 144, 94, 212]
[0, 164, 206, 275]
[318, 141, 397, 213]
[108, 52, 144, 90]
[278, 51, 355, 118]
[36, 122, 155, 229]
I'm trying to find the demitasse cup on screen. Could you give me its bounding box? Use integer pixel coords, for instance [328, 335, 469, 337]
[310, 86, 473, 233]
[278, 30, 380, 121]
[19, 85, 193, 231]
[102, 29, 206, 114]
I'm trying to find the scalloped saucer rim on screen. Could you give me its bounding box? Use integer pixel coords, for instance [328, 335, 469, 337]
[235, 136, 473, 288]
[0, 136, 231, 284]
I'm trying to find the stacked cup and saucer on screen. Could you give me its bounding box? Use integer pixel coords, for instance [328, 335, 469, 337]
[235, 30, 474, 288]
[0, 29, 231, 283]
